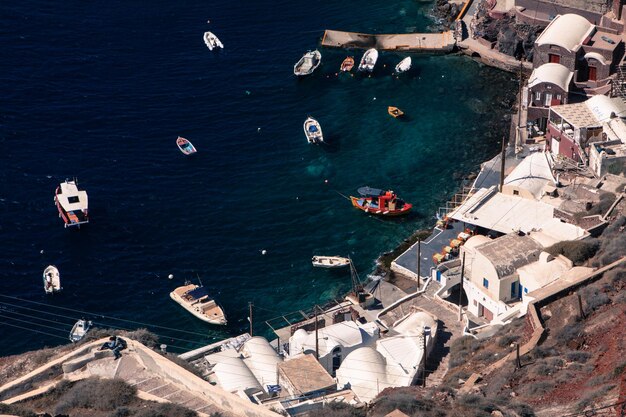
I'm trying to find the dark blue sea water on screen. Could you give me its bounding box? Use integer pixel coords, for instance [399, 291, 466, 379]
[0, 0, 516, 356]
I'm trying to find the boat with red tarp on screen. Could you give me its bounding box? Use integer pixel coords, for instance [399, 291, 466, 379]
[350, 187, 412, 216]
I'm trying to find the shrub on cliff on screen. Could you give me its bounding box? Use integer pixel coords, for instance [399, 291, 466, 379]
[54, 377, 136, 414]
[546, 239, 599, 265]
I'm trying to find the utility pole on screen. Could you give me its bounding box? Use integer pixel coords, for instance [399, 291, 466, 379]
[516, 58, 524, 153]
[515, 343, 522, 369]
[577, 294, 586, 320]
[248, 302, 253, 337]
[314, 305, 319, 360]
[417, 238, 422, 289]
[499, 136, 507, 192]
[458, 252, 466, 321]
[422, 330, 427, 387]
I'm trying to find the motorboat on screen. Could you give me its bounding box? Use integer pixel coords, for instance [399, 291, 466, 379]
[350, 187, 412, 216]
[43, 265, 61, 294]
[388, 106, 404, 118]
[170, 283, 227, 325]
[69, 319, 92, 343]
[358, 48, 378, 72]
[176, 136, 197, 155]
[54, 179, 89, 228]
[395, 57, 411, 74]
[340, 56, 355, 72]
[203, 31, 223, 51]
[312, 256, 351, 269]
[303, 117, 323, 144]
[294, 50, 321, 76]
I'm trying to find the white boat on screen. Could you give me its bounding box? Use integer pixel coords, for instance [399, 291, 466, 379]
[312, 256, 351, 269]
[358, 48, 378, 72]
[294, 50, 321, 76]
[303, 117, 323, 144]
[395, 57, 411, 74]
[170, 283, 227, 325]
[54, 179, 89, 228]
[69, 319, 92, 343]
[43, 265, 61, 294]
[203, 31, 223, 51]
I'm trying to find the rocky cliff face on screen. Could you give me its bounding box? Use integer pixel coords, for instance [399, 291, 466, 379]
[432, 0, 463, 29]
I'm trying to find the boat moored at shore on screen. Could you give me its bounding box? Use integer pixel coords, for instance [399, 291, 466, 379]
[350, 187, 412, 216]
[358, 48, 378, 72]
[294, 50, 321, 76]
[312, 256, 351, 269]
[69, 319, 92, 343]
[54, 179, 89, 228]
[43, 265, 61, 294]
[395, 57, 411, 74]
[340, 56, 355, 72]
[170, 283, 227, 325]
[303, 117, 324, 144]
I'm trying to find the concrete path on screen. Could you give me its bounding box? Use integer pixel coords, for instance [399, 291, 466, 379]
[321, 30, 455, 52]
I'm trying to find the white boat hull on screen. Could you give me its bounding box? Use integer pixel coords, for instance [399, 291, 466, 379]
[358, 49, 378, 72]
[303, 117, 323, 144]
[312, 256, 351, 269]
[170, 287, 227, 325]
[43, 265, 61, 294]
[203, 31, 223, 50]
[69, 319, 92, 343]
[294, 50, 321, 76]
[395, 57, 411, 74]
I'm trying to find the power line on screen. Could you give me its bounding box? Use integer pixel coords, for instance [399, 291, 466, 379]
[1, 320, 69, 342]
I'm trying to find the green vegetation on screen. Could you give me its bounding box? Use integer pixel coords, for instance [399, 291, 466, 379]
[545, 239, 599, 265]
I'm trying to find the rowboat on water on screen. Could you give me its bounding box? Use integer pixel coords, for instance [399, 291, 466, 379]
[350, 187, 412, 216]
[294, 50, 322, 76]
[312, 256, 351, 269]
[176, 136, 197, 155]
[388, 106, 404, 118]
[340, 57, 355, 72]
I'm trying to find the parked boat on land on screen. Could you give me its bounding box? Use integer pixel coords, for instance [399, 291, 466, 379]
[69, 319, 92, 343]
[294, 50, 321, 76]
[340, 56, 355, 72]
[303, 117, 323, 144]
[388, 106, 404, 118]
[54, 179, 89, 228]
[176, 136, 197, 155]
[395, 57, 411, 74]
[43, 265, 61, 294]
[312, 256, 351, 269]
[358, 49, 378, 72]
[170, 282, 227, 325]
[350, 187, 412, 216]
[203, 31, 223, 50]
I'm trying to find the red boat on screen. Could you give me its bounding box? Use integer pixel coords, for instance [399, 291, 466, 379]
[350, 187, 412, 217]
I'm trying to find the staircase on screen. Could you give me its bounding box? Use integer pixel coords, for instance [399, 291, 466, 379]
[613, 63, 626, 99]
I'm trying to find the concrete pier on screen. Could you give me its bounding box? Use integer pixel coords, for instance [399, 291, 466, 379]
[321, 29, 456, 52]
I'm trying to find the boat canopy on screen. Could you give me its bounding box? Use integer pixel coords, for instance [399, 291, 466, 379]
[185, 286, 210, 300]
[308, 125, 318, 133]
[357, 186, 385, 197]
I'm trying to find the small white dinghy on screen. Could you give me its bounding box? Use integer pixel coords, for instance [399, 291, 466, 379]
[358, 48, 378, 72]
[203, 31, 223, 51]
[294, 50, 322, 76]
[395, 57, 411, 74]
[69, 319, 93, 343]
[312, 256, 351, 269]
[303, 117, 323, 144]
[43, 265, 61, 294]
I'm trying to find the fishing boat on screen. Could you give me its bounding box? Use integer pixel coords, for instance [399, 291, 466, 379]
[54, 179, 89, 228]
[358, 48, 378, 72]
[203, 31, 223, 50]
[43, 265, 61, 294]
[340, 56, 355, 72]
[395, 57, 411, 74]
[350, 187, 412, 216]
[303, 117, 323, 144]
[69, 319, 92, 343]
[176, 136, 197, 155]
[388, 106, 404, 118]
[294, 50, 321, 76]
[312, 256, 351, 269]
[170, 282, 227, 325]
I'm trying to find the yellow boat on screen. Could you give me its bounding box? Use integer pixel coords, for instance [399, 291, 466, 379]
[388, 106, 404, 118]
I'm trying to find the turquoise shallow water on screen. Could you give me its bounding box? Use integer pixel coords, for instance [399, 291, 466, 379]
[0, 0, 516, 355]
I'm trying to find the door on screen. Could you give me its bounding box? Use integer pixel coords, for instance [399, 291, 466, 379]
[544, 93, 553, 107]
[549, 54, 560, 64]
[589, 66, 597, 81]
[483, 306, 494, 321]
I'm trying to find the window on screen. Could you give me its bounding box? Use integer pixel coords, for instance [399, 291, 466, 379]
[535, 91, 541, 101]
[68, 196, 80, 204]
[589, 67, 597, 81]
[524, 287, 528, 294]
[483, 278, 489, 289]
[548, 53, 560, 64]
[544, 93, 552, 107]
[513, 190, 519, 195]
[556, 94, 562, 100]
[511, 282, 517, 298]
